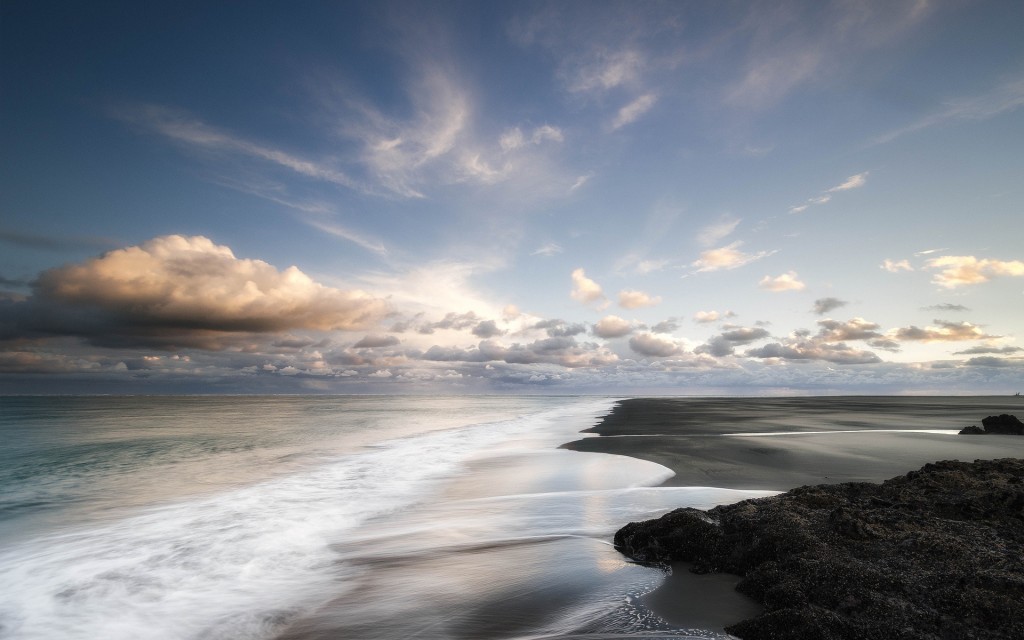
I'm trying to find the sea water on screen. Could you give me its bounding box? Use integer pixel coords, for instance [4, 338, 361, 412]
[0, 396, 774, 640]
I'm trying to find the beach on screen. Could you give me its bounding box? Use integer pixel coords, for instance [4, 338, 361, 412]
[3, 395, 1023, 639]
[564, 396, 1024, 634]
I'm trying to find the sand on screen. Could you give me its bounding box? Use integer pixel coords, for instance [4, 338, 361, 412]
[562, 397, 1024, 633]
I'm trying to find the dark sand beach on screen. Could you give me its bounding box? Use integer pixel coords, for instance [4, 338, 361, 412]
[563, 397, 1024, 635]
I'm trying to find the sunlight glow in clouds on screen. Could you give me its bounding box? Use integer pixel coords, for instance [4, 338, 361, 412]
[2, 1, 1023, 393]
[36, 235, 389, 332]
[570, 268, 606, 306]
[925, 256, 1024, 288]
[693, 242, 773, 272]
[759, 271, 807, 292]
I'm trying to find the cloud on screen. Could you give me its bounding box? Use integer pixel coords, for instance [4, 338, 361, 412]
[0, 229, 117, 252]
[33, 235, 389, 334]
[610, 93, 658, 130]
[471, 320, 505, 338]
[746, 341, 882, 365]
[694, 310, 721, 324]
[695, 327, 770, 357]
[925, 256, 1024, 288]
[618, 289, 661, 309]
[693, 242, 773, 272]
[499, 125, 564, 151]
[533, 319, 587, 338]
[304, 219, 388, 256]
[922, 303, 969, 312]
[570, 268, 606, 306]
[881, 259, 913, 273]
[872, 76, 1024, 145]
[422, 337, 619, 369]
[565, 49, 644, 93]
[113, 104, 362, 190]
[812, 297, 848, 315]
[790, 172, 868, 213]
[353, 335, 401, 349]
[816, 318, 883, 342]
[964, 356, 1015, 368]
[954, 345, 1022, 356]
[592, 315, 634, 339]
[890, 320, 995, 342]
[532, 242, 563, 257]
[696, 217, 741, 247]
[827, 172, 869, 192]
[629, 333, 684, 358]
[759, 271, 806, 292]
[651, 319, 681, 334]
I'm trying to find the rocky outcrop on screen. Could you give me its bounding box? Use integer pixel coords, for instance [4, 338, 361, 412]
[615, 458, 1024, 639]
[959, 414, 1024, 435]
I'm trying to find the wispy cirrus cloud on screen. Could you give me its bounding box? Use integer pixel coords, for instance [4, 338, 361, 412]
[304, 219, 388, 256]
[872, 76, 1024, 145]
[112, 104, 363, 190]
[696, 216, 740, 247]
[609, 93, 658, 130]
[790, 172, 868, 214]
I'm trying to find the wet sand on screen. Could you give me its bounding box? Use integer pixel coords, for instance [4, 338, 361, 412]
[564, 396, 1024, 490]
[563, 396, 1024, 631]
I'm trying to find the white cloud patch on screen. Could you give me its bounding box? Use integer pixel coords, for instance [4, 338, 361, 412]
[499, 125, 564, 151]
[790, 172, 868, 214]
[34, 235, 390, 333]
[610, 93, 658, 130]
[696, 217, 741, 247]
[618, 289, 661, 309]
[693, 242, 773, 272]
[566, 49, 644, 93]
[592, 315, 634, 339]
[828, 172, 869, 192]
[532, 242, 563, 257]
[758, 271, 806, 292]
[924, 256, 1024, 288]
[882, 259, 913, 273]
[694, 310, 721, 324]
[570, 268, 607, 307]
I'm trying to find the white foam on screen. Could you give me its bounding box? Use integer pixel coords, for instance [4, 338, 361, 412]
[0, 398, 617, 640]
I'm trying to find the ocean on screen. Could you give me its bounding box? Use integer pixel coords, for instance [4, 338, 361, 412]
[0, 396, 775, 640]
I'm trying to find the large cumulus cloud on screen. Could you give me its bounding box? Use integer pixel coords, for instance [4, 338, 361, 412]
[34, 235, 389, 333]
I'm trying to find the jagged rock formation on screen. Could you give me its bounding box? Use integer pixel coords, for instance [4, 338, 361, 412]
[615, 458, 1024, 639]
[959, 414, 1024, 435]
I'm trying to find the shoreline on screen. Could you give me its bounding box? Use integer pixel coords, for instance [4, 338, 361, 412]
[563, 397, 1024, 635]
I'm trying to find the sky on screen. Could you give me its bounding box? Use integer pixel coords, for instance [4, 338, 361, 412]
[1, 0, 1023, 395]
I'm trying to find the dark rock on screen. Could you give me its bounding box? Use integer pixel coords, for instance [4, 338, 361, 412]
[959, 425, 985, 435]
[981, 414, 1024, 435]
[614, 458, 1024, 640]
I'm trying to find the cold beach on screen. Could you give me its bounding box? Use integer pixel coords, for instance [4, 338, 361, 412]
[2, 395, 1023, 640]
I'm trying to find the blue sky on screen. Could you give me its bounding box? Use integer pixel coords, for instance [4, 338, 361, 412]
[2, 0, 1023, 394]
